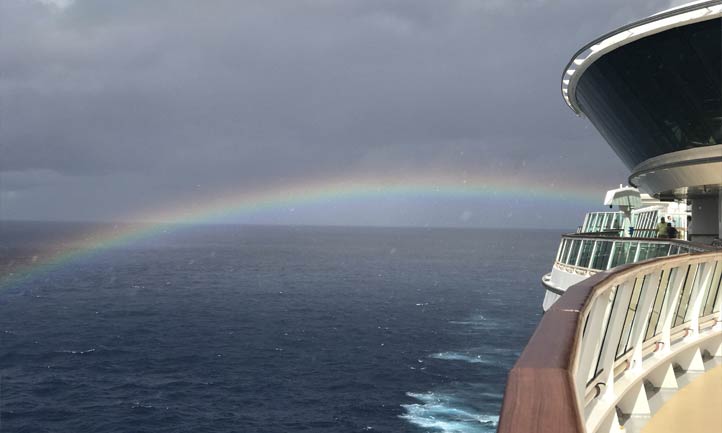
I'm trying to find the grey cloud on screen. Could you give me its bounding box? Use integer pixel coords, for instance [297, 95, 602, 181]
[0, 0, 673, 225]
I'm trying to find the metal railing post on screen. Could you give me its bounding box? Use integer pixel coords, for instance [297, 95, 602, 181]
[686, 262, 716, 338]
[597, 280, 634, 401]
[575, 293, 614, 402]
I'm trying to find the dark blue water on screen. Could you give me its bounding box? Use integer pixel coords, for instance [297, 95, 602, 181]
[0, 224, 556, 433]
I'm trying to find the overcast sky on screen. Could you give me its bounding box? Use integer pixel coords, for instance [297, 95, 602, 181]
[0, 0, 686, 228]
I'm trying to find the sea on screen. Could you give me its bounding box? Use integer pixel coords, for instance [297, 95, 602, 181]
[0, 222, 558, 433]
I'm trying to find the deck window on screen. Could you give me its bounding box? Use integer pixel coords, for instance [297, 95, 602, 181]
[578, 240, 595, 268]
[566, 240, 582, 265]
[591, 240, 613, 270]
[703, 260, 722, 315]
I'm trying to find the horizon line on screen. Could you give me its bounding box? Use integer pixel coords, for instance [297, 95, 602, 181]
[0, 218, 578, 232]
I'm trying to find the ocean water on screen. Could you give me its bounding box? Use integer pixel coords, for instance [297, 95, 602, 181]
[0, 223, 557, 433]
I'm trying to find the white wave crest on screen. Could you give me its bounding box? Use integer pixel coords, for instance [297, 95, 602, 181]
[58, 348, 96, 355]
[429, 352, 490, 364]
[400, 392, 498, 433]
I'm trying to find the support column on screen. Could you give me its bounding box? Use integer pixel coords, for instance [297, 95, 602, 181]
[647, 363, 678, 389]
[676, 347, 705, 372]
[617, 381, 651, 416]
[686, 262, 715, 338]
[690, 196, 720, 243]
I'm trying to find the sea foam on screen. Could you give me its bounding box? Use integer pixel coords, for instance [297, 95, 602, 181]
[428, 352, 488, 364]
[400, 392, 498, 433]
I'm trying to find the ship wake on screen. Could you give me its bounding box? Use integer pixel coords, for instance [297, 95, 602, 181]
[400, 392, 498, 433]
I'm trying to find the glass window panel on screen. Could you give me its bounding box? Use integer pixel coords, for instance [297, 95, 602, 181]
[686, 261, 714, 321]
[646, 269, 671, 340]
[557, 239, 568, 262]
[609, 241, 628, 269]
[578, 240, 595, 268]
[564, 239, 573, 261]
[674, 265, 697, 328]
[591, 240, 613, 270]
[713, 272, 722, 313]
[567, 240, 582, 265]
[684, 263, 709, 323]
[624, 276, 649, 353]
[655, 244, 670, 258]
[609, 212, 621, 229]
[616, 276, 645, 358]
[637, 243, 651, 261]
[702, 261, 722, 316]
[592, 286, 619, 380]
[624, 242, 639, 263]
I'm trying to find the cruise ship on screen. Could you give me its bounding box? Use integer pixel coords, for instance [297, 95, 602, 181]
[498, 2, 722, 433]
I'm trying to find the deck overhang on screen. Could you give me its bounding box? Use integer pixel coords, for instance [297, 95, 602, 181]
[562, 1, 722, 115]
[629, 145, 722, 199]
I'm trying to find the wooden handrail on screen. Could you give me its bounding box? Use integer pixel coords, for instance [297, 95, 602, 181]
[498, 251, 722, 433]
[497, 270, 610, 433]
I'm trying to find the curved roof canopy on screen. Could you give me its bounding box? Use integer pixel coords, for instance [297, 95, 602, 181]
[562, 0, 722, 114]
[561, 1, 722, 174]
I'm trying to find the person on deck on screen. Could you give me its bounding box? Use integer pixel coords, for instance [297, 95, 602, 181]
[667, 223, 678, 239]
[657, 217, 667, 238]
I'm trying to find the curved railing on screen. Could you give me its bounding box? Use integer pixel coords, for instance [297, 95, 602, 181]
[499, 251, 722, 433]
[553, 234, 712, 277]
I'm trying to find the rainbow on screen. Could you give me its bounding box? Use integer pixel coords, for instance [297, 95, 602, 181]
[0, 173, 601, 289]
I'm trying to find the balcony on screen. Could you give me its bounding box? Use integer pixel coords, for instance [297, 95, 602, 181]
[542, 234, 713, 311]
[499, 251, 722, 433]
[554, 234, 711, 275]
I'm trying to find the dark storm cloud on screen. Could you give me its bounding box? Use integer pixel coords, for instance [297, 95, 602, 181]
[0, 0, 680, 224]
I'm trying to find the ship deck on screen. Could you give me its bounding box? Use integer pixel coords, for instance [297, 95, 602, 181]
[642, 363, 722, 433]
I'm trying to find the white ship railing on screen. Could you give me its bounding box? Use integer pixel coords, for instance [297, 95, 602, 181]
[498, 251, 722, 433]
[580, 212, 624, 234]
[553, 234, 711, 277]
